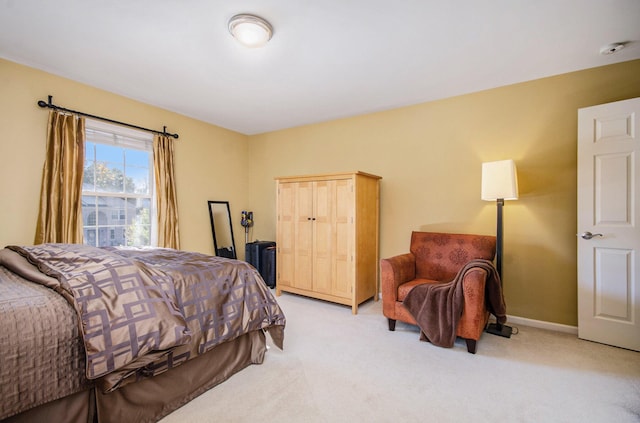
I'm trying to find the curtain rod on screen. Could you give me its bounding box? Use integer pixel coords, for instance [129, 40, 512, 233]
[37, 95, 179, 139]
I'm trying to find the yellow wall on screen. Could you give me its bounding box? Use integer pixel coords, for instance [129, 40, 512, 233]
[247, 59, 640, 326]
[2, 57, 640, 326]
[0, 58, 250, 255]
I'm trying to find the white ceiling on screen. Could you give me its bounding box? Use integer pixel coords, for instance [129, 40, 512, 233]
[1, 1, 639, 135]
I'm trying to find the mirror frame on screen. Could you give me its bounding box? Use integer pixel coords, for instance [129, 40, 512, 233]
[207, 200, 237, 259]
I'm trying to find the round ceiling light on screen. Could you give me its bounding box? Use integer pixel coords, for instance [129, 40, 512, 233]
[228, 14, 273, 48]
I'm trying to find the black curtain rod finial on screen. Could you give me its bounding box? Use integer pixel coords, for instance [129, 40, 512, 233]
[37, 95, 54, 109]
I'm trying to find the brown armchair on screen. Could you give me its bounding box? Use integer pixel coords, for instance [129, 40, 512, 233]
[381, 231, 497, 354]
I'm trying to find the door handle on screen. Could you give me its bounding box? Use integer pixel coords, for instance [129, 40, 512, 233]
[579, 231, 603, 240]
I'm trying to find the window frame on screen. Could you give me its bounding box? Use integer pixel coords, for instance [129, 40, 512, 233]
[82, 118, 157, 247]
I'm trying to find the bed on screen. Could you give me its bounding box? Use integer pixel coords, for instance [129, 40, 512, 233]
[0, 243, 286, 423]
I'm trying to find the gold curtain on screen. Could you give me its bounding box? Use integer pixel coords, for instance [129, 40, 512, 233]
[153, 134, 180, 249]
[34, 111, 85, 244]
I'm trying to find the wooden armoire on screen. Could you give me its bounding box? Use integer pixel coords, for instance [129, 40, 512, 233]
[275, 171, 381, 314]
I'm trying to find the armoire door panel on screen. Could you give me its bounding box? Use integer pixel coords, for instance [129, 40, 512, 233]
[276, 182, 296, 288]
[294, 182, 314, 291]
[313, 181, 334, 294]
[333, 179, 353, 298]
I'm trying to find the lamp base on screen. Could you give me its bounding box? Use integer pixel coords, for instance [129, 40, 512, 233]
[486, 322, 512, 338]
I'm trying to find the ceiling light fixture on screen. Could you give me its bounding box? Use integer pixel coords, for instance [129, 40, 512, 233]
[600, 42, 625, 55]
[228, 14, 273, 48]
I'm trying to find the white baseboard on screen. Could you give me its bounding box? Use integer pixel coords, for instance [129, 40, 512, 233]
[499, 315, 578, 335]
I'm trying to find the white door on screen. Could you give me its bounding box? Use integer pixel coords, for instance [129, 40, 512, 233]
[577, 97, 640, 352]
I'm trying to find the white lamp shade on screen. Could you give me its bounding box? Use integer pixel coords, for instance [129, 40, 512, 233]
[229, 14, 273, 48]
[481, 159, 519, 201]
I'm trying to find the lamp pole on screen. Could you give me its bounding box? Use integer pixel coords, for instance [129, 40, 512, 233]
[496, 198, 504, 278]
[486, 197, 512, 338]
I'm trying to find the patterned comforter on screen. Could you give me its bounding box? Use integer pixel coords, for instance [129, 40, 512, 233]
[5, 244, 286, 394]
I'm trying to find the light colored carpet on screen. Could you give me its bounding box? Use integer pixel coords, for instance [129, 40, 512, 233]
[160, 292, 640, 423]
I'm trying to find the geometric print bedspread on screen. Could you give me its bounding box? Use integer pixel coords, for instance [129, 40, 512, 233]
[8, 243, 286, 393]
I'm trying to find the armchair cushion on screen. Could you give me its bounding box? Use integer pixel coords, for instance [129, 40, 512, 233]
[397, 279, 435, 300]
[411, 232, 496, 281]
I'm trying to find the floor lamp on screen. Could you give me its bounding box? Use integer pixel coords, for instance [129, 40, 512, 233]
[481, 159, 519, 338]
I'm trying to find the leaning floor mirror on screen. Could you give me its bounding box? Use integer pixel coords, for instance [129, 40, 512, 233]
[207, 200, 237, 259]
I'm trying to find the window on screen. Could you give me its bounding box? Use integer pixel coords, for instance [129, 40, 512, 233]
[82, 119, 156, 247]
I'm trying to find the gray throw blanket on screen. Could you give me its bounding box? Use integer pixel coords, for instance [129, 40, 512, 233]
[402, 259, 506, 348]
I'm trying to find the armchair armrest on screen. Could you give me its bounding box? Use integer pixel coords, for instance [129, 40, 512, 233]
[380, 253, 416, 303]
[458, 267, 490, 340]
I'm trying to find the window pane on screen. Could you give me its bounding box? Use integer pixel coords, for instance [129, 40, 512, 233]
[97, 227, 113, 247]
[82, 196, 97, 227]
[95, 144, 123, 163]
[126, 165, 150, 194]
[97, 196, 124, 225]
[84, 228, 97, 247]
[94, 162, 125, 193]
[85, 141, 95, 160]
[125, 198, 151, 246]
[126, 223, 150, 247]
[83, 160, 96, 191]
[126, 149, 149, 167]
